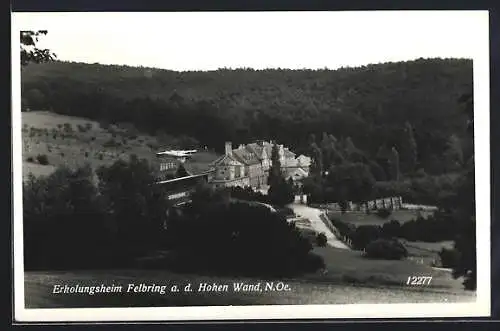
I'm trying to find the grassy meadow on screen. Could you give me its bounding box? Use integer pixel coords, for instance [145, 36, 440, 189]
[21, 111, 161, 180]
[327, 209, 435, 226]
[403, 240, 455, 267]
[24, 246, 472, 309]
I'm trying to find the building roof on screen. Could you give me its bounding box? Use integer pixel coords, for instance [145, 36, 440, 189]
[188, 150, 221, 163]
[213, 153, 243, 166]
[297, 154, 312, 166]
[177, 150, 221, 176]
[232, 147, 261, 165]
[182, 162, 216, 176]
[284, 149, 296, 158]
[156, 149, 197, 157]
[285, 167, 309, 179]
[245, 143, 265, 159]
[263, 142, 274, 158]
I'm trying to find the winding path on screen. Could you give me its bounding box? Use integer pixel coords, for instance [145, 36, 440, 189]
[287, 203, 351, 250]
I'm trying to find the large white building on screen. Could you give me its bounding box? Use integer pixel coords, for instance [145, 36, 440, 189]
[155, 140, 311, 189]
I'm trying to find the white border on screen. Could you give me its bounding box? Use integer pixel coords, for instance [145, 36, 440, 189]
[12, 11, 491, 322]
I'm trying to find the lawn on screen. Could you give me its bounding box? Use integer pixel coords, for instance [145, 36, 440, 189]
[311, 246, 462, 289]
[24, 265, 474, 309]
[24, 246, 473, 309]
[21, 111, 161, 180]
[401, 240, 455, 267]
[22, 162, 57, 181]
[327, 209, 434, 226]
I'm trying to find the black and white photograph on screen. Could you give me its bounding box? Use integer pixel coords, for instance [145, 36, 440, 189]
[12, 10, 490, 322]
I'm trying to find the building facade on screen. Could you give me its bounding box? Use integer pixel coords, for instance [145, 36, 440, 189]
[155, 140, 310, 190]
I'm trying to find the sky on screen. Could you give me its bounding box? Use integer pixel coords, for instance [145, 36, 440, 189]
[13, 11, 488, 71]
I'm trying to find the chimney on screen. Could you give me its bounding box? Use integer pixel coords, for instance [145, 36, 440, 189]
[225, 141, 232, 156]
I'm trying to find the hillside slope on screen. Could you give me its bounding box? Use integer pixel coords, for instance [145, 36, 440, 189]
[21, 58, 473, 175]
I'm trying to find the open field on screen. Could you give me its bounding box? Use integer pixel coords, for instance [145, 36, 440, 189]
[24, 246, 474, 309]
[311, 246, 461, 289]
[327, 209, 434, 226]
[21, 111, 161, 180]
[402, 240, 455, 266]
[22, 163, 57, 181]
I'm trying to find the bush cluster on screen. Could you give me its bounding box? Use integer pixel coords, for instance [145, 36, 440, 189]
[24, 162, 323, 276]
[327, 211, 456, 254]
[364, 238, 408, 260]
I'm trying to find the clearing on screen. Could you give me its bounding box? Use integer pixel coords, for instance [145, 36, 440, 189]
[327, 209, 434, 226]
[21, 111, 161, 180]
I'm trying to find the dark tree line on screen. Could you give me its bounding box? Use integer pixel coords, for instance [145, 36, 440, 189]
[23, 157, 170, 270]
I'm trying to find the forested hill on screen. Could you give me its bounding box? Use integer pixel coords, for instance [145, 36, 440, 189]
[21, 58, 473, 175]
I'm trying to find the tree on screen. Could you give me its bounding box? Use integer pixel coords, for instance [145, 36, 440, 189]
[400, 122, 418, 174]
[451, 92, 476, 290]
[320, 132, 333, 170]
[444, 134, 465, 171]
[307, 133, 316, 147]
[268, 143, 294, 206]
[343, 137, 364, 163]
[364, 238, 408, 260]
[389, 147, 401, 181]
[376, 144, 392, 178]
[23, 165, 109, 269]
[316, 233, 328, 247]
[325, 162, 376, 204]
[21, 30, 56, 66]
[368, 160, 387, 181]
[268, 143, 282, 185]
[309, 142, 323, 177]
[96, 155, 170, 257]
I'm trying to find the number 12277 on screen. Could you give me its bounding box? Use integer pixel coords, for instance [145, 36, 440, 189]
[406, 276, 432, 286]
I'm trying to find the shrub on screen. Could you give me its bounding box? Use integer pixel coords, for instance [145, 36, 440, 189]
[328, 216, 356, 239]
[60, 152, 65, 157]
[438, 247, 459, 268]
[98, 154, 104, 160]
[103, 139, 121, 148]
[316, 233, 327, 247]
[36, 154, 49, 165]
[26, 156, 34, 163]
[376, 208, 392, 218]
[77, 124, 87, 133]
[91, 136, 96, 141]
[364, 238, 408, 260]
[351, 225, 382, 250]
[381, 219, 402, 238]
[99, 121, 110, 130]
[63, 123, 73, 133]
[277, 206, 295, 218]
[84, 151, 89, 158]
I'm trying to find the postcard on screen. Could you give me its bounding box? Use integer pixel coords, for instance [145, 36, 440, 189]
[12, 10, 491, 322]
